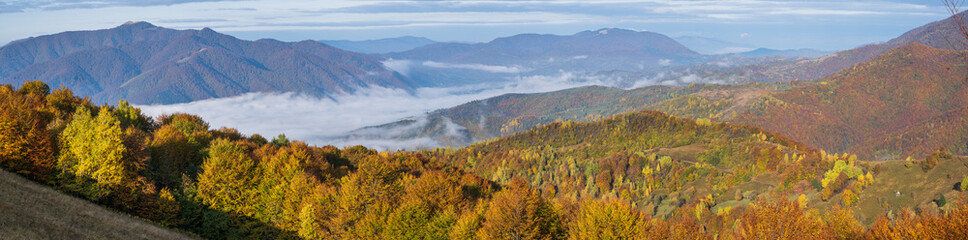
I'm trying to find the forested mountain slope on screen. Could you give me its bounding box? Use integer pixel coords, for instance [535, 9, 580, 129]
[2, 81, 967, 239]
[755, 11, 967, 81]
[733, 43, 968, 159]
[0, 22, 412, 104]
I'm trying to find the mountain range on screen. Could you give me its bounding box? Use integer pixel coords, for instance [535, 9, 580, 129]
[0, 21, 412, 104]
[384, 28, 707, 86]
[349, 10, 968, 160]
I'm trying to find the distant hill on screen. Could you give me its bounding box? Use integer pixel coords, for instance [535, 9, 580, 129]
[385, 28, 705, 86]
[336, 83, 785, 149]
[0, 22, 413, 104]
[758, 11, 968, 81]
[733, 43, 968, 159]
[0, 169, 196, 239]
[738, 48, 833, 58]
[354, 41, 968, 160]
[646, 43, 968, 159]
[320, 36, 437, 54]
[674, 36, 756, 55]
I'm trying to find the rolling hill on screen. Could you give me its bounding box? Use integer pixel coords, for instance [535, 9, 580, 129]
[0, 21, 413, 104]
[340, 82, 795, 150]
[336, 84, 752, 149]
[425, 109, 968, 226]
[733, 43, 968, 159]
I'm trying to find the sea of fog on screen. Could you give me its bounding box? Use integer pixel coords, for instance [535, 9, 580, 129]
[138, 72, 715, 150]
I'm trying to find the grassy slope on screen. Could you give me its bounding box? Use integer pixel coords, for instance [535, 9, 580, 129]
[0, 169, 197, 240]
[852, 156, 968, 224]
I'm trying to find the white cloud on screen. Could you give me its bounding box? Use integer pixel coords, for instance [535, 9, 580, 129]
[137, 71, 626, 149]
[382, 59, 412, 76]
[422, 61, 529, 73]
[658, 59, 672, 66]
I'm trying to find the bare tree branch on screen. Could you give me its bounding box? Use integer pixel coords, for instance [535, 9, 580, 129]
[943, 0, 968, 50]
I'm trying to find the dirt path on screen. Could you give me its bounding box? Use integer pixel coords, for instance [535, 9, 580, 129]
[0, 169, 198, 240]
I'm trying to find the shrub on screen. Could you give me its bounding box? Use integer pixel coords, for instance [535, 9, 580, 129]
[961, 176, 968, 192]
[821, 173, 849, 201]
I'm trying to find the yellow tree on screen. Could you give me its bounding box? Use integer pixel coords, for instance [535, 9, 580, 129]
[479, 178, 565, 240]
[58, 106, 128, 200]
[569, 200, 648, 240]
[196, 139, 260, 215]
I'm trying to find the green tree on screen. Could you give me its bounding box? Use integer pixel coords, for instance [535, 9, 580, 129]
[271, 133, 290, 146]
[114, 100, 153, 131]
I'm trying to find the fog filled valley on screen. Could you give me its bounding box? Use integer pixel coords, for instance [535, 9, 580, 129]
[3, 1, 968, 239]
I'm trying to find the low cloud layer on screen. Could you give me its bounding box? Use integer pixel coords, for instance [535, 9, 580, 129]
[422, 61, 529, 73]
[138, 71, 657, 149]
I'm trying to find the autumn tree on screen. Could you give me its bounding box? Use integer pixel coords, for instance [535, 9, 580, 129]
[150, 113, 211, 187]
[479, 178, 565, 240]
[569, 200, 650, 240]
[735, 199, 831, 239]
[252, 142, 321, 231]
[330, 154, 403, 238]
[196, 139, 260, 214]
[0, 82, 55, 180]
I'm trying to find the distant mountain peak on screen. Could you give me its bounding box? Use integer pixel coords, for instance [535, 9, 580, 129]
[120, 21, 156, 28]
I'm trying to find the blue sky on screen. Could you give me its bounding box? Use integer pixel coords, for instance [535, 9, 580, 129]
[0, 0, 956, 51]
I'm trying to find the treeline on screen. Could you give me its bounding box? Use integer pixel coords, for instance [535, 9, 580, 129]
[2, 81, 967, 239]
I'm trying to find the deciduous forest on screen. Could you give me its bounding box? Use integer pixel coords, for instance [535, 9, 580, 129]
[2, 81, 966, 239]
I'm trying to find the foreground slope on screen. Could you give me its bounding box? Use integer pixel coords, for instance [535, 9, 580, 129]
[0, 169, 196, 240]
[0, 22, 411, 104]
